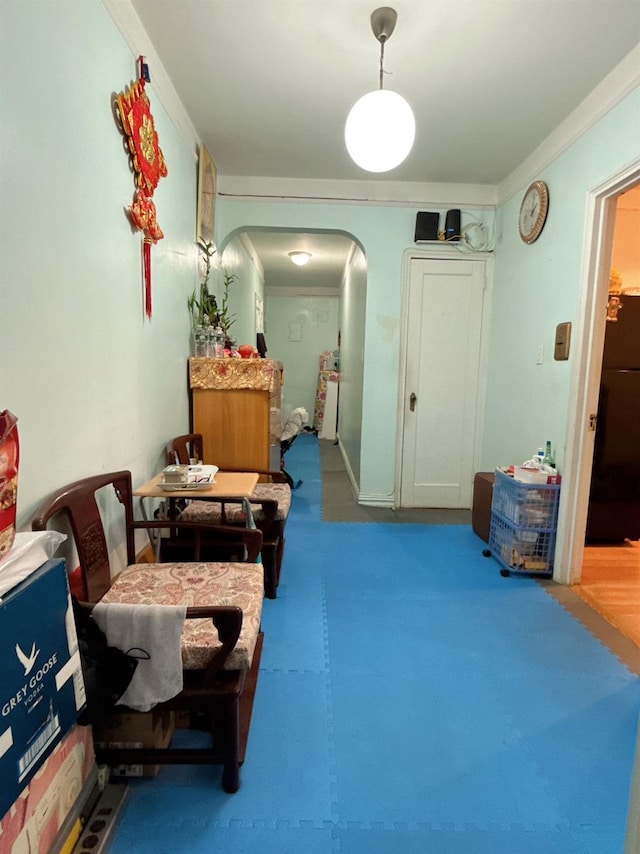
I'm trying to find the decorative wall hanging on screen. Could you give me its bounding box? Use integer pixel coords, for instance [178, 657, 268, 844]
[196, 144, 217, 244]
[114, 57, 168, 318]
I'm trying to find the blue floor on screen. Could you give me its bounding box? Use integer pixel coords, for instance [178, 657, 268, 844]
[107, 435, 640, 853]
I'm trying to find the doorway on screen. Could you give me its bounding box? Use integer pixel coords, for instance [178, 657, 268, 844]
[398, 253, 490, 508]
[572, 182, 640, 644]
[556, 157, 640, 593]
[221, 227, 366, 491]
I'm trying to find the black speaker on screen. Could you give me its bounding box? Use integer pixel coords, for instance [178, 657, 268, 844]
[445, 209, 461, 241]
[414, 211, 440, 242]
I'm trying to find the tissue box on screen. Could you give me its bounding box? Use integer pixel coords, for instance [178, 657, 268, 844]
[162, 465, 188, 484]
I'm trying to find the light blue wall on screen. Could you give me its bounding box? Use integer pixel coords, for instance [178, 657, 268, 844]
[217, 88, 639, 503]
[264, 296, 340, 421]
[216, 200, 455, 503]
[2, 0, 638, 533]
[1, 1, 198, 536]
[483, 87, 640, 473]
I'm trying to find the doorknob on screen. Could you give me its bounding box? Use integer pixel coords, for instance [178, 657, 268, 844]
[409, 393, 417, 412]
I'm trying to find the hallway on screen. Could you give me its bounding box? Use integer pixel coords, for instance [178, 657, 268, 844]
[103, 435, 639, 854]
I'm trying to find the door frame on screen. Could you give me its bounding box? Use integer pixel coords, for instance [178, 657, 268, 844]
[555, 156, 640, 584]
[395, 248, 494, 508]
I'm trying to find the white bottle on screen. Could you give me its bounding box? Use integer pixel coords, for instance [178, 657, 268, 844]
[535, 448, 545, 468]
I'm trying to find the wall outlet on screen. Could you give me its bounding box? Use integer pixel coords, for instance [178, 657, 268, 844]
[536, 344, 544, 365]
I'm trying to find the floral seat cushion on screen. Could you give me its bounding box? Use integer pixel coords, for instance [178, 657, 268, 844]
[100, 561, 263, 671]
[180, 482, 291, 526]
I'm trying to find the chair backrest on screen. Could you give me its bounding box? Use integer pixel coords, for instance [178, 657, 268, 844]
[171, 434, 204, 465]
[32, 471, 136, 603]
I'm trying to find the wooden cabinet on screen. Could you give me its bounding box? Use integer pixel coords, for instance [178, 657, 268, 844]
[189, 358, 282, 471]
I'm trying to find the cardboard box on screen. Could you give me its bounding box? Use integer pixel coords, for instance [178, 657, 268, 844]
[0, 558, 86, 820]
[93, 710, 175, 777]
[0, 724, 95, 854]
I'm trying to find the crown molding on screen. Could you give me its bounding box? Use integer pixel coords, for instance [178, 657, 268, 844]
[217, 177, 498, 208]
[497, 43, 640, 207]
[102, 1, 638, 214]
[102, 0, 199, 158]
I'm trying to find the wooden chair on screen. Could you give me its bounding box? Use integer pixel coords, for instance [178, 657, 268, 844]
[170, 434, 291, 599]
[31, 470, 264, 793]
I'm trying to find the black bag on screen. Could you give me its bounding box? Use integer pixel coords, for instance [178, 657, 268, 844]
[72, 596, 138, 725]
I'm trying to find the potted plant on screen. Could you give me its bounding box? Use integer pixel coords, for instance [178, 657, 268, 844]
[188, 242, 240, 353]
[218, 268, 238, 347]
[188, 240, 219, 330]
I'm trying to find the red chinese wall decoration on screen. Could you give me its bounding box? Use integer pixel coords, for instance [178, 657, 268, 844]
[114, 58, 168, 318]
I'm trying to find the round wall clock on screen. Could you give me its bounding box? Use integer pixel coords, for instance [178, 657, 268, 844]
[519, 180, 549, 244]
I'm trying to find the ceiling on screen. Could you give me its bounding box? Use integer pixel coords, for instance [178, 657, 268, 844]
[243, 230, 357, 293]
[129, 0, 640, 288]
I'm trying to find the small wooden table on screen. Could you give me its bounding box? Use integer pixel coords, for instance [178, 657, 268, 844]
[134, 471, 261, 560]
[134, 471, 259, 500]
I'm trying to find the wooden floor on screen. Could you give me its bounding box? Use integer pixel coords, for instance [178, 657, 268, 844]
[575, 540, 640, 647]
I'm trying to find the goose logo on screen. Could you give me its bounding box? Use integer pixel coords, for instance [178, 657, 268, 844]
[16, 642, 39, 676]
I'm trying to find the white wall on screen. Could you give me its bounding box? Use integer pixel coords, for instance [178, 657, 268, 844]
[265, 296, 340, 420]
[1, 1, 198, 545]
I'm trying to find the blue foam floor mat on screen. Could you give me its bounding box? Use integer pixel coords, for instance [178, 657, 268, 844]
[106, 435, 640, 854]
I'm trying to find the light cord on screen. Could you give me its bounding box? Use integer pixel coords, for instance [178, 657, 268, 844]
[458, 221, 494, 252]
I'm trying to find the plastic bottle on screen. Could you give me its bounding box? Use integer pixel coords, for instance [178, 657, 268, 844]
[203, 320, 214, 357]
[194, 325, 207, 357]
[214, 327, 225, 357]
[542, 441, 555, 468]
[536, 448, 545, 468]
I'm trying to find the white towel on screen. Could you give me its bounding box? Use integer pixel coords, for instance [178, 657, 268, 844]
[92, 602, 186, 712]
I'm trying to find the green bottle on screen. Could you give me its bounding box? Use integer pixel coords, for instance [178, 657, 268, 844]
[542, 441, 555, 468]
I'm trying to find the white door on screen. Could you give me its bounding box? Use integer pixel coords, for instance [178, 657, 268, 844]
[400, 257, 486, 507]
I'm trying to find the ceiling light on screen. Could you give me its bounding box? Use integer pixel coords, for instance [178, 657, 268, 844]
[345, 7, 415, 173]
[288, 251, 312, 266]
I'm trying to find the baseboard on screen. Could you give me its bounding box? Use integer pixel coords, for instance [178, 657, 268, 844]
[356, 495, 395, 508]
[335, 436, 359, 500]
[335, 436, 395, 508]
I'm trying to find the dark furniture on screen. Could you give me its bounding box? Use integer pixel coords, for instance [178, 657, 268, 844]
[171, 433, 291, 598]
[472, 471, 495, 543]
[586, 296, 640, 541]
[32, 470, 264, 793]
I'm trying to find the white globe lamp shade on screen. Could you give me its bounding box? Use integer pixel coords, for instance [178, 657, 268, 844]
[345, 89, 415, 172]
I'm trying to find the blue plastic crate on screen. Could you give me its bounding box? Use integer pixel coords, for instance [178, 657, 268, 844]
[488, 469, 560, 576]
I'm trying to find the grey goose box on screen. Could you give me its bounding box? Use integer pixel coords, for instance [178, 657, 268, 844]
[0, 558, 85, 819]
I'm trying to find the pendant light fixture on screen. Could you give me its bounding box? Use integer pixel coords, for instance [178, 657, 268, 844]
[345, 7, 415, 173]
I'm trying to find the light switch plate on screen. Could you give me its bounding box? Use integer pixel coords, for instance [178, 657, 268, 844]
[554, 322, 571, 361]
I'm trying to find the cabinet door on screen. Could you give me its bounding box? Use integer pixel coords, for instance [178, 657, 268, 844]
[193, 388, 270, 470]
